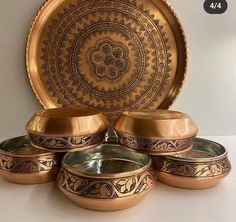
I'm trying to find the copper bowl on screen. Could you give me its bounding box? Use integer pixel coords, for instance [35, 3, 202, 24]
[153, 138, 231, 189]
[0, 135, 61, 184]
[114, 110, 198, 155]
[26, 108, 110, 152]
[57, 143, 155, 211]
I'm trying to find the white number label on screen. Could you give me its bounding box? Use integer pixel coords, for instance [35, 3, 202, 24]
[210, 3, 222, 9]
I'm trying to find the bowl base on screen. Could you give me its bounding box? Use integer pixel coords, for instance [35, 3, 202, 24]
[0, 169, 58, 185]
[156, 172, 228, 189]
[58, 186, 150, 211]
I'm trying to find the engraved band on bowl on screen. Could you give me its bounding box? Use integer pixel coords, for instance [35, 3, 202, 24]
[29, 130, 107, 151]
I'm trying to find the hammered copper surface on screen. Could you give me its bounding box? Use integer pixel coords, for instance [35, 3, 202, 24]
[26, 0, 187, 121]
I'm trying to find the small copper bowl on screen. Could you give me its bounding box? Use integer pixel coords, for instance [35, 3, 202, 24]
[114, 110, 198, 155]
[153, 138, 231, 189]
[0, 136, 61, 184]
[26, 108, 110, 152]
[57, 143, 155, 211]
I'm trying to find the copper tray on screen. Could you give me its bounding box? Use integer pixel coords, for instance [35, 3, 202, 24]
[26, 0, 187, 120]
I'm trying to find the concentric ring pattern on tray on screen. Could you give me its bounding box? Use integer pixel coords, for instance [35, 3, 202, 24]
[26, 0, 187, 121]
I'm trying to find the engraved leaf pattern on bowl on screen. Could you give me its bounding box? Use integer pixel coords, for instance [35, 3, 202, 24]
[0, 156, 15, 170]
[118, 134, 195, 152]
[57, 168, 154, 199]
[154, 156, 231, 177]
[0, 155, 58, 173]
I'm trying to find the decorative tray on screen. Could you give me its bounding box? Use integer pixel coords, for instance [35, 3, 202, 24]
[26, 0, 187, 120]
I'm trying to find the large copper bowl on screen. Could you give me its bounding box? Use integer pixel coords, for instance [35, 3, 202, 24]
[153, 138, 231, 189]
[114, 110, 198, 155]
[26, 108, 110, 152]
[0, 136, 61, 184]
[57, 143, 155, 211]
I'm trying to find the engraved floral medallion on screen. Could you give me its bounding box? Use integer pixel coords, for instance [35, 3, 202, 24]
[88, 38, 129, 82]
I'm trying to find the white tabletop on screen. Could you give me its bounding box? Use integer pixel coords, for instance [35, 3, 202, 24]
[0, 136, 235, 222]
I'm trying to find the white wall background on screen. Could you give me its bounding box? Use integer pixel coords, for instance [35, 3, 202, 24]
[0, 0, 235, 137]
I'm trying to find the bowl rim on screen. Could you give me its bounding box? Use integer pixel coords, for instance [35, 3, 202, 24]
[0, 135, 55, 158]
[120, 109, 187, 121]
[62, 143, 152, 179]
[35, 108, 99, 118]
[164, 137, 228, 162]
